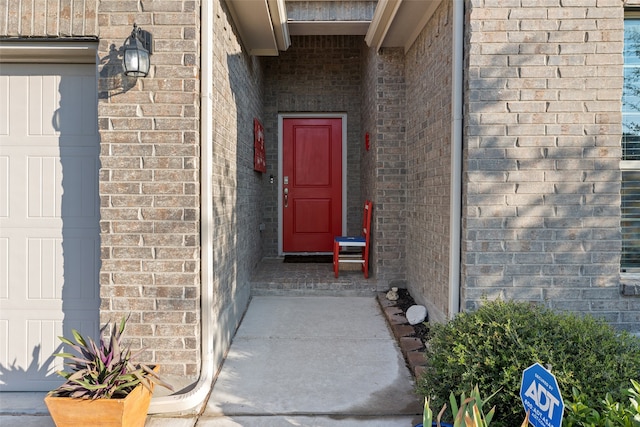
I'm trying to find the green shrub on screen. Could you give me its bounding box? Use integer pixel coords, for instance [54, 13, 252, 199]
[416, 300, 640, 427]
[564, 379, 640, 426]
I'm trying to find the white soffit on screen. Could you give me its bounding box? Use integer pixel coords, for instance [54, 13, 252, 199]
[225, 0, 441, 56]
[366, 0, 442, 53]
[365, 0, 401, 50]
[268, 0, 291, 51]
[225, 0, 283, 56]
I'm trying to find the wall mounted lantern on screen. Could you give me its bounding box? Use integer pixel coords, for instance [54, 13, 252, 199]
[122, 24, 152, 77]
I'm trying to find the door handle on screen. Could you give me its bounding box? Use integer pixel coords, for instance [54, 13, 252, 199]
[284, 187, 288, 208]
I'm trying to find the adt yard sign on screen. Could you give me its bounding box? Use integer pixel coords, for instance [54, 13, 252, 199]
[520, 363, 564, 427]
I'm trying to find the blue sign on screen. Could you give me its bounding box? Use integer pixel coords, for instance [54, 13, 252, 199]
[520, 363, 564, 427]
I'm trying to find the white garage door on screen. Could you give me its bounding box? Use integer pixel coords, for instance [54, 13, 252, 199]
[0, 63, 100, 391]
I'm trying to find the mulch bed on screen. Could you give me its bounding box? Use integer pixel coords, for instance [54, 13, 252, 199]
[393, 288, 430, 342]
[377, 288, 431, 378]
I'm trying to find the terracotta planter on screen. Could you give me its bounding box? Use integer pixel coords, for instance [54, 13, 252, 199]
[44, 380, 154, 427]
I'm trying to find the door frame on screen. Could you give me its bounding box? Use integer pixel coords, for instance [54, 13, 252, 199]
[278, 113, 347, 255]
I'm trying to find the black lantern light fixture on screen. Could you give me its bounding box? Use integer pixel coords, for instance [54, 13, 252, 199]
[122, 24, 152, 77]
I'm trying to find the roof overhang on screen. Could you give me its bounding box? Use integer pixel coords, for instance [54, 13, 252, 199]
[224, 0, 442, 56]
[365, 0, 441, 53]
[224, 0, 290, 56]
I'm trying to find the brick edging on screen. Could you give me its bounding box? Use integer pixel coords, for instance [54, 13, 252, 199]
[376, 293, 427, 379]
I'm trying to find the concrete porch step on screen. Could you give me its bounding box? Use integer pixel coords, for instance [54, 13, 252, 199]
[250, 257, 382, 297]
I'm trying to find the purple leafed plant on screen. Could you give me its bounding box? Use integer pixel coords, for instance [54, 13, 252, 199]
[48, 316, 173, 400]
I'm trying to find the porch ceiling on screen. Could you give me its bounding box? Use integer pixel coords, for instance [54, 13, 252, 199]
[224, 0, 442, 56]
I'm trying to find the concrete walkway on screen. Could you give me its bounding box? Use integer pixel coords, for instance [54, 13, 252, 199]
[0, 296, 422, 426]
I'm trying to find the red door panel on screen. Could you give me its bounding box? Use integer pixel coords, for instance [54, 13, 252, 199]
[283, 118, 342, 252]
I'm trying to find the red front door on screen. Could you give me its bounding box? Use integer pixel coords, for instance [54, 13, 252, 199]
[283, 117, 342, 252]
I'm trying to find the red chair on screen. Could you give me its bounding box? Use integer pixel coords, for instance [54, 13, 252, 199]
[333, 200, 373, 278]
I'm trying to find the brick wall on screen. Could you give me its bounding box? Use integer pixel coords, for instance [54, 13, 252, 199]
[404, 1, 453, 322]
[360, 44, 379, 275]
[1, 0, 269, 382]
[0, 0, 204, 379]
[0, 0, 98, 36]
[286, 1, 376, 21]
[464, 1, 638, 333]
[360, 45, 407, 288]
[210, 0, 262, 329]
[5, 0, 637, 375]
[97, 1, 201, 376]
[263, 36, 364, 255]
